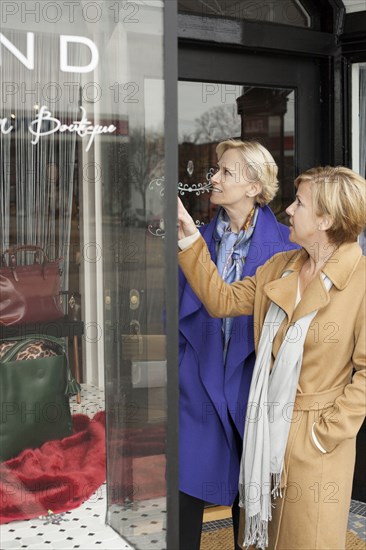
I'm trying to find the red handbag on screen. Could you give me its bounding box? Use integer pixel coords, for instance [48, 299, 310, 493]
[0, 245, 64, 326]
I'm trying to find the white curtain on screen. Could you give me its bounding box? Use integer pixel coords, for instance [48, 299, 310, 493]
[0, 31, 81, 291]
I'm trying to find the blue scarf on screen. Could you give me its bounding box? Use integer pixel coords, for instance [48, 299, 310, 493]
[214, 207, 258, 361]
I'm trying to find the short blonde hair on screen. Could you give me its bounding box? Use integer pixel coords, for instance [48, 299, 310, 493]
[215, 139, 279, 207]
[295, 166, 366, 245]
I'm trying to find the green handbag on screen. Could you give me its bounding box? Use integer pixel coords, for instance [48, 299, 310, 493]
[0, 335, 80, 461]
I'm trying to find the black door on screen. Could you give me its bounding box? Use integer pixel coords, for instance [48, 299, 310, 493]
[178, 44, 326, 236]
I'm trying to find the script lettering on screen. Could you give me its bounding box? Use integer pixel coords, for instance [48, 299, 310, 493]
[0, 117, 14, 134]
[28, 105, 116, 151]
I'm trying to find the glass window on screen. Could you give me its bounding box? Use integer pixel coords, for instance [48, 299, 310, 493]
[1, 1, 171, 548]
[100, 3, 169, 549]
[178, 81, 295, 225]
[178, 0, 311, 28]
[0, 29, 81, 295]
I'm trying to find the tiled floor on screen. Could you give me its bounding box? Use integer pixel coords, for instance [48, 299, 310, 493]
[69, 384, 105, 418]
[0, 482, 133, 550]
[107, 498, 167, 550]
[202, 509, 366, 540]
[348, 501, 366, 541]
[202, 502, 366, 541]
[1, 385, 365, 549]
[1, 385, 134, 550]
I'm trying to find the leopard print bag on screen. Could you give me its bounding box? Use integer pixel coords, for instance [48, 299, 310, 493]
[0, 340, 58, 361]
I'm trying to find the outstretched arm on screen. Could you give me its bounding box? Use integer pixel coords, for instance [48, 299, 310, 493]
[177, 198, 256, 318]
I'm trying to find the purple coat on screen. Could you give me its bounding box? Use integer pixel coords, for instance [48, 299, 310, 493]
[178, 205, 298, 505]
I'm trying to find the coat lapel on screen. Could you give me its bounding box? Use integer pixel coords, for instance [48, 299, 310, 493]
[292, 242, 362, 324]
[292, 277, 330, 323]
[263, 271, 330, 325]
[263, 242, 362, 326]
[262, 248, 330, 324]
[263, 271, 299, 321]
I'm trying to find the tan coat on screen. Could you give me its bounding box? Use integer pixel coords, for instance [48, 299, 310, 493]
[179, 239, 366, 550]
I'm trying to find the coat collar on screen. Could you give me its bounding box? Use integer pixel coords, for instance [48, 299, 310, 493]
[322, 241, 363, 290]
[264, 241, 362, 324]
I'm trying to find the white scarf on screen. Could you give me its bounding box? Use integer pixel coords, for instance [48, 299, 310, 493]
[239, 272, 332, 549]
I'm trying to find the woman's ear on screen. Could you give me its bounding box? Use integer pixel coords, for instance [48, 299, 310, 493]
[246, 181, 262, 198]
[318, 216, 333, 231]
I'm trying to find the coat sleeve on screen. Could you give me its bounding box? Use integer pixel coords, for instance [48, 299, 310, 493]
[178, 235, 257, 318]
[314, 292, 366, 452]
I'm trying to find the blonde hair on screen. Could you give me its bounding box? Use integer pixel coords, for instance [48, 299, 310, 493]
[215, 139, 279, 206]
[295, 166, 366, 245]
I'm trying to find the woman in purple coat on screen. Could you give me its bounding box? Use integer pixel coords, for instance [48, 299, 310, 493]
[178, 140, 298, 549]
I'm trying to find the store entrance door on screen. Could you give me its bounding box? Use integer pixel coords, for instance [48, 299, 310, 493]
[177, 43, 327, 513]
[178, 47, 324, 223]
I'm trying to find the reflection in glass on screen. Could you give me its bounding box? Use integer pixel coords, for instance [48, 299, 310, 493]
[102, 4, 168, 549]
[1, 2, 170, 548]
[178, 81, 295, 225]
[178, 0, 311, 28]
[0, 31, 81, 294]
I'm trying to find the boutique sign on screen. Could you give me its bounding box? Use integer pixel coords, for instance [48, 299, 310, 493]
[0, 32, 117, 149]
[0, 32, 99, 73]
[0, 106, 117, 152]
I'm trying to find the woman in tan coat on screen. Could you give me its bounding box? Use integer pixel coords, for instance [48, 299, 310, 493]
[177, 166, 366, 550]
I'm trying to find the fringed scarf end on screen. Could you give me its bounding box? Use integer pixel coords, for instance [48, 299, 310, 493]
[244, 513, 268, 550]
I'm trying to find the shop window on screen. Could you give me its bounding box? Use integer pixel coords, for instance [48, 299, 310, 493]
[0, 30, 81, 296]
[178, 81, 295, 226]
[1, 1, 174, 547]
[178, 0, 311, 28]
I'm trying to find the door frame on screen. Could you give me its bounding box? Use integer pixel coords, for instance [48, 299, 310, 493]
[179, 44, 326, 175]
[178, 1, 346, 168]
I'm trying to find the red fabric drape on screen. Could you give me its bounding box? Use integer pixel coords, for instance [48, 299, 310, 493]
[0, 412, 106, 523]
